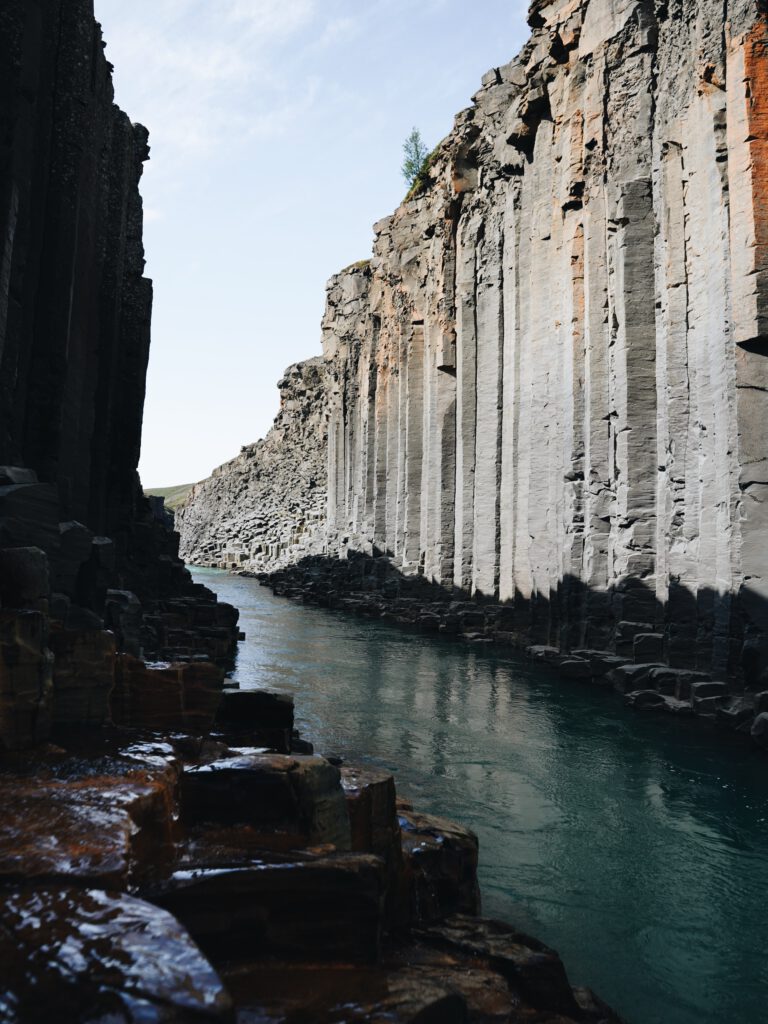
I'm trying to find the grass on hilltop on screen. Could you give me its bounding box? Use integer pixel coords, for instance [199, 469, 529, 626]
[143, 483, 195, 512]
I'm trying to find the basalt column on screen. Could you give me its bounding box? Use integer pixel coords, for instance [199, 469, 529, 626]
[320, 0, 768, 684]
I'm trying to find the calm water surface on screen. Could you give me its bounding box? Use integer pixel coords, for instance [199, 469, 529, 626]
[193, 568, 768, 1024]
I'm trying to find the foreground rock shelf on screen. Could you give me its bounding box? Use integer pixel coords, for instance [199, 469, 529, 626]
[0, 682, 622, 1023]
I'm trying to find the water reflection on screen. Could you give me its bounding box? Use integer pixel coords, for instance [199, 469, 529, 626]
[194, 568, 768, 1024]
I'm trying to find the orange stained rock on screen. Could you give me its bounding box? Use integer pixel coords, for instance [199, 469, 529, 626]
[744, 16, 768, 276]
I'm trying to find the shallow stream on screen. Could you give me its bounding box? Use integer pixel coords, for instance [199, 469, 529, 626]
[193, 567, 768, 1024]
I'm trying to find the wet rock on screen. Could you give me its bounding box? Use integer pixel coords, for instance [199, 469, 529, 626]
[414, 915, 581, 1018]
[528, 646, 562, 665]
[149, 854, 385, 965]
[645, 667, 710, 699]
[223, 962, 468, 1024]
[399, 808, 480, 923]
[571, 651, 625, 675]
[0, 886, 230, 1022]
[342, 764, 405, 926]
[0, 757, 177, 888]
[0, 610, 53, 750]
[608, 664, 664, 694]
[49, 626, 116, 728]
[716, 696, 756, 731]
[624, 690, 665, 711]
[112, 656, 224, 733]
[181, 752, 351, 851]
[213, 688, 294, 753]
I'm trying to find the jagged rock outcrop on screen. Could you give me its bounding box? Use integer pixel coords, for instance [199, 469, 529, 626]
[183, 0, 768, 689]
[0, 0, 238, 751]
[177, 358, 328, 572]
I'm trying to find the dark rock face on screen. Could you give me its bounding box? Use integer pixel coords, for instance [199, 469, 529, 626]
[0, 886, 232, 1022]
[0, 0, 238, 751]
[0, 1, 150, 534]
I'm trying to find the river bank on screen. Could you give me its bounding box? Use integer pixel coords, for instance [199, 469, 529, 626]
[255, 554, 768, 750]
[195, 566, 768, 1024]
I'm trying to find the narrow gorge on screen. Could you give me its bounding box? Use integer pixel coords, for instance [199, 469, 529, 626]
[181, 0, 768, 702]
[0, 3, 632, 1023]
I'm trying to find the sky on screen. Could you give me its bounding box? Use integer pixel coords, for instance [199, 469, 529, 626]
[94, 0, 529, 488]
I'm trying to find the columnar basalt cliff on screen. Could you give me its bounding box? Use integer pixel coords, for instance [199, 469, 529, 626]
[183, 0, 768, 691]
[177, 358, 328, 572]
[0, 0, 238, 753]
[320, 0, 768, 685]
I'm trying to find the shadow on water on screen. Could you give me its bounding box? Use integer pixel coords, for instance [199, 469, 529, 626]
[193, 567, 768, 1024]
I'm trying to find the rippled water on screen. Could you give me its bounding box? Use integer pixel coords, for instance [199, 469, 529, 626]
[193, 568, 768, 1024]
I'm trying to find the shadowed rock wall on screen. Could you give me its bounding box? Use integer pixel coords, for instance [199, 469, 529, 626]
[323, 0, 768, 682]
[0, 0, 238, 750]
[0, 0, 151, 536]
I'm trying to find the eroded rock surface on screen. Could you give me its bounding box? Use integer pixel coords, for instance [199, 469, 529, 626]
[177, 359, 328, 573]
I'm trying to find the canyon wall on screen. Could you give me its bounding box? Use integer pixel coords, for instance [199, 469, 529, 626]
[321, 0, 768, 682]
[177, 358, 328, 572]
[181, 0, 768, 685]
[0, 0, 237, 750]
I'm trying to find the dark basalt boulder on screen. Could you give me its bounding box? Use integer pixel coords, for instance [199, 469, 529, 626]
[0, 886, 231, 1022]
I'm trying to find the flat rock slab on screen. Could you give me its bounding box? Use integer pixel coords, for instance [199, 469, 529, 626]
[224, 963, 467, 1024]
[399, 808, 480, 923]
[148, 854, 385, 965]
[181, 752, 351, 851]
[0, 886, 230, 1022]
[0, 752, 178, 887]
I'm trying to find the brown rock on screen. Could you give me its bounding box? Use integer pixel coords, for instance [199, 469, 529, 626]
[0, 886, 230, 1021]
[149, 854, 385, 965]
[181, 752, 351, 852]
[399, 808, 480, 923]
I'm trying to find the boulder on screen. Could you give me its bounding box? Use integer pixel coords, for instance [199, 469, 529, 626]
[399, 808, 480, 924]
[0, 886, 230, 1021]
[213, 688, 294, 752]
[224, 963, 469, 1023]
[112, 656, 224, 733]
[181, 752, 351, 852]
[0, 759, 177, 888]
[414, 915, 581, 1018]
[149, 854, 385, 965]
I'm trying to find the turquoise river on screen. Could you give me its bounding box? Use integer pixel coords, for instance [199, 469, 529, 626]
[193, 567, 768, 1024]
